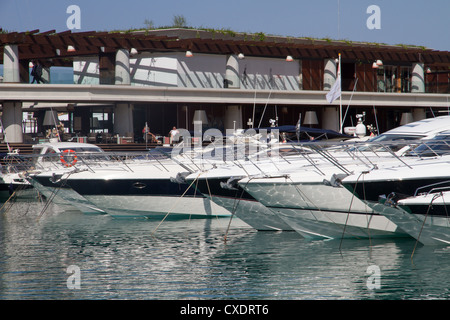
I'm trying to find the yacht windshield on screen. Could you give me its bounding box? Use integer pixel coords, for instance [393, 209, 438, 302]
[59, 147, 103, 153]
[351, 133, 425, 153]
[407, 134, 450, 157]
[368, 133, 425, 143]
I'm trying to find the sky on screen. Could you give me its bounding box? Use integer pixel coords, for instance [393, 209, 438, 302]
[0, 0, 449, 51]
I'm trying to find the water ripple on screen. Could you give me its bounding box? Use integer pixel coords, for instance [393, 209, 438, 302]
[1, 201, 450, 299]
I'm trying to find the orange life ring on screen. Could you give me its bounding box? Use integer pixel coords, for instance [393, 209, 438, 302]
[60, 149, 78, 167]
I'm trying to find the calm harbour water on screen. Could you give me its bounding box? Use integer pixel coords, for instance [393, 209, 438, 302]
[1, 200, 450, 301]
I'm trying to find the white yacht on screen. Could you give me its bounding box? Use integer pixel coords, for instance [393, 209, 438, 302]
[183, 145, 310, 231]
[371, 191, 450, 245]
[182, 125, 367, 231]
[367, 115, 450, 155]
[349, 132, 450, 245]
[236, 116, 450, 240]
[27, 145, 233, 219]
[237, 157, 407, 240]
[27, 130, 300, 219]
[0, 142, 107, 214]
[342, 131, 450, 205]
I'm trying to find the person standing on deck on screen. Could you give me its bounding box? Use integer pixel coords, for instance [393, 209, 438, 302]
[169, 126, 179, 146]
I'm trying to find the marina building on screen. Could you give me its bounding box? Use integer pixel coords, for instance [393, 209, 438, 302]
[0, 28, 449, 144]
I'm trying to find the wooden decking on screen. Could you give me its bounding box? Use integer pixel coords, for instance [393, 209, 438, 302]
[0, 144, 34, 155]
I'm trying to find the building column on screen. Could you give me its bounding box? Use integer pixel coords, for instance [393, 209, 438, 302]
[3, 45, 20, 83]
[224, 105, 243, 131]
[411, 63, 425, 93]
[412, 108, 426, 121]
[323, 58, 337, 91]
[298, 60, 303, 90]
[99, 53, 115, 85]
[115, 49, 131, 85]
[113, 103, 134, 136]
[42, 65, 51, 83]
[225, 54, 240, 88]
[3, 101, 23, 143]
[322, 106, 339, 133]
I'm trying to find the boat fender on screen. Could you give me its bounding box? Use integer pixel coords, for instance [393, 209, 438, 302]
[384, 192, 410, 207]
[60, 149, 78, 167]
[170, 171, 190, 184]
[50, 173, 63, 184]
[382, 193, 398, 207]
[220, 176, 243, 191]
[323, 173, 348, 187]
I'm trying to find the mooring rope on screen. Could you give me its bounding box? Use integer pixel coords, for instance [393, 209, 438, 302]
[224, 177, 250, 242]
[411, 192, 442, 261]
[340, 171, 368, 251]
[37, 172, 75, 220]
[0, 183, 28, 214]
[151, 172, 202, 236]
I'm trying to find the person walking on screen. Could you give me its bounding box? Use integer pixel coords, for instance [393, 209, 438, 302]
[31, 60, 45, 84]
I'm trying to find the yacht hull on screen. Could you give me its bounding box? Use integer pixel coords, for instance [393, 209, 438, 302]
[239, 178, 407, 239]
[27, 177, 106, 214]
[372, 196, 450, 245]
[208, 195, 293, 231]
[274, 207, 403, 240]
[192, 176, 294, 231]
[31, 171, 231, 218]
[83, 194, 230, 218]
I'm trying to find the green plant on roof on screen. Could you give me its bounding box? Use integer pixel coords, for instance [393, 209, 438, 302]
[173, 15, 188, 28]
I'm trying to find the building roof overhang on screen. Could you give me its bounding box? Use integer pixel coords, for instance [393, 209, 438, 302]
[0, 28, 449, 70]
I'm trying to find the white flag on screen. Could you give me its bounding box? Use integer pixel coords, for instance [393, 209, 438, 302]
[326, 78, 341, 103]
